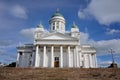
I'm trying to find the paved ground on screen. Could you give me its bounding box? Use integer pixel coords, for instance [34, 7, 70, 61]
[0, 67, 120, 80]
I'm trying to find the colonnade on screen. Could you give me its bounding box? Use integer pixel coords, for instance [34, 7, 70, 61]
[34, 45, 81, 68]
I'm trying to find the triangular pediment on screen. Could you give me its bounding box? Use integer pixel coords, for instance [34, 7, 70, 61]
[40, 32, 77, 40]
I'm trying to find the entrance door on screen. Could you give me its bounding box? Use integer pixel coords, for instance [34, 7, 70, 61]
[54, 57, 59, 67]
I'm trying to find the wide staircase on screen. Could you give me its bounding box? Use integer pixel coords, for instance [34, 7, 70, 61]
[0, 67, 120, 80]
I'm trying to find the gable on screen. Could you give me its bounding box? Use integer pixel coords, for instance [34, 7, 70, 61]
[40, 33, 77, 40]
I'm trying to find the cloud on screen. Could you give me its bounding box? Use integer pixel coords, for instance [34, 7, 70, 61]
[20, 28, 49, 40]
[80, 32, 89, 44]
[20, 28, 35, 40]
[78, 0, 120, 25]
[106, 28, 120, 35]
[80, 32, 120, 55]
[0, 2, 27, 19]
[98, 59, 112, 67]
[0, 40, 13, 47]
[10, 5, 28, 19]
[94, 39, 120, 55]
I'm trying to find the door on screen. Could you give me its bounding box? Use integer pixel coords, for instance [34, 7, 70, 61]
[54, 57, 59, 67]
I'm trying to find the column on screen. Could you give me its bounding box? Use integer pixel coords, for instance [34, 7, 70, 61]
[43, 46, 46, 67]
[75, 46, 79, 67]
[16, 52, 20, 67]
[60, 46, 63, 68]
[92, 54, 95, 67]
[89, 54, 92, 68]
[73, 47, 76, 67]
[32, 51, 35, 67]
[51, 46, 54, 67]
[94, 54, 97, 68]
[79, 52, 82, 67]
[35, 45, 39, 67]
[68, 46, 70, 67]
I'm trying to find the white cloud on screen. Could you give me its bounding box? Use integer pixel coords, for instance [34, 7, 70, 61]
[78, 11, 86, 19]
[20, 27, 49, 40]
[80, 32, 89, 44]
[93, 39, 120, 55]
[20, 28, 35, 40]
[106, 28, 120, 35]
[97, 59, 112, 67]
[0, 2, 27, 19]
[78, 0, 120, 25]
[10, 5, 28, 19]
[80, 32, 120, 55]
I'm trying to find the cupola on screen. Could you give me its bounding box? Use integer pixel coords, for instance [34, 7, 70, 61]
[49, 9, 65, 33]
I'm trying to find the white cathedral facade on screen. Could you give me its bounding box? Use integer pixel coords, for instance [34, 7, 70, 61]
[16, 9, 97, 68]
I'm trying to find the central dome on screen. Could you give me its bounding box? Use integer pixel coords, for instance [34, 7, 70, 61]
[49, 9, 65, 33]
[51, 9, 63, 18]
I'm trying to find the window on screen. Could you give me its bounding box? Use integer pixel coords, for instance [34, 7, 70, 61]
[29, 61, 31, 66]
[82, 55, 84, 57]
[55, 57, 59, 61]
[53, 26, 55, 30]
[53, 23, 55, 25]
[19, 52, 22, 56]
[30, 54, 32, 57]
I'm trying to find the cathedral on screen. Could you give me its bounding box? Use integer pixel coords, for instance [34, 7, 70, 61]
[16, 9, 97, 68]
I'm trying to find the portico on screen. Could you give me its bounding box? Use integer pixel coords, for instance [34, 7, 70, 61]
[34, 44, 80, 68]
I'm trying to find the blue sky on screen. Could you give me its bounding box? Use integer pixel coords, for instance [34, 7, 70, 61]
[0, 0, 120, 67]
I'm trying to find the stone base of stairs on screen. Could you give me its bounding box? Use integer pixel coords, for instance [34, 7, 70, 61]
[0, 67, 120, 80]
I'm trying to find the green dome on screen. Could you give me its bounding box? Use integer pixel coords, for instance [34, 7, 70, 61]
[51, 8, 63, 18]
[71, 22, 78, 28]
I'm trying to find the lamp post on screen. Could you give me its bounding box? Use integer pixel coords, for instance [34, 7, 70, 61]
[108, 48, 115, 64]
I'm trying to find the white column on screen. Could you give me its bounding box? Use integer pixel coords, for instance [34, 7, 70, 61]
[82, 54, 85, 68]
[73, 47, 76, 67]
[32, 51, 35, 67]
[94, 54, 97, 68]
[16, 52, 20, 67]
[68, 46, 70, 67]
[92, 54, 95, 68]
[51, 46, 54, 67]
[79, 52, 82, 67]
[35, 45, 39, 67]
[75, 46, 79, 67]
[92, 54, 95, 67]
[43, 46, 46, 67]
[89, 54, 92, 68]
[60, 46, 63, 68]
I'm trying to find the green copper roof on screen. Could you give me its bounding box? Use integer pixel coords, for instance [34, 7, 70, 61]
[71, 22, 78, 28]
[37, 22, 43, 28]
[51, 8, 63, 17]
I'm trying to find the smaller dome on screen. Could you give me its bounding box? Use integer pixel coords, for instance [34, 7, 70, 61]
[71, 22, 78, 28]
[37, 22, 43, 28]
[51, 8, 63, 18]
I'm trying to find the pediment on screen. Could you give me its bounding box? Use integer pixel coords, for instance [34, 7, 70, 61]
[40, 33, 77, 40]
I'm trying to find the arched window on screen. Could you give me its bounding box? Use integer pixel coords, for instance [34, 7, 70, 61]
[53, 26, 55, 30]
[19, 52, 22, 56]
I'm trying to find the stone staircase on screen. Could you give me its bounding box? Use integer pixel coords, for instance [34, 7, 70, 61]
[0, 67, 120, 80]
